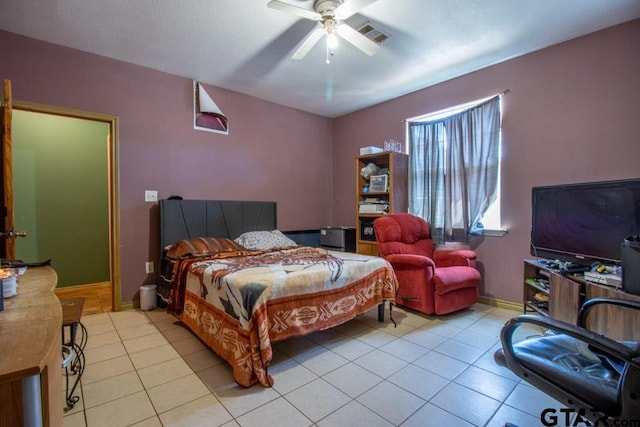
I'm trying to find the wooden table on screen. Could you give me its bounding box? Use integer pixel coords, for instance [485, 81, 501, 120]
[0, 266, 62, 427]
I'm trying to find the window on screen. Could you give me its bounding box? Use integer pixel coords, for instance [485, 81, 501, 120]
[406, 95, 503, 242]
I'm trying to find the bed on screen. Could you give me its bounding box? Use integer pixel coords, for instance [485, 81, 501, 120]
[158, 199, 398, 387]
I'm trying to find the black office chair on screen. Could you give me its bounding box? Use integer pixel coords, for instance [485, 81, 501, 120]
[495, 298, 640, 425]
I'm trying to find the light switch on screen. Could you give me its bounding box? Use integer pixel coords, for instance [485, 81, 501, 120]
[145, 190, 158, 202]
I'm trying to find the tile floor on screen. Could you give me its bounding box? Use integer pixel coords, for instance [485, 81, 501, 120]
[61, 303, 564, 427]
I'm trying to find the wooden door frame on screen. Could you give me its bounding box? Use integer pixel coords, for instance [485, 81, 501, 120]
[2, 79, 16, 258]
[13, 100, 122, 311]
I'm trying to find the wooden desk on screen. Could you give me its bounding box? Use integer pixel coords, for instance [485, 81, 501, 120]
[0, 267, 62, 427]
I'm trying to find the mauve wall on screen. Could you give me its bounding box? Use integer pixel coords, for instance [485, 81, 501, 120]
[0, 30, 334, 304]
[332, 19, 640, 303]
[1, 18, 638, 306]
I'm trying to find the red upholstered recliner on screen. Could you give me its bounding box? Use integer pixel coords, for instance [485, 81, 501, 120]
[373, 213, 481, 315]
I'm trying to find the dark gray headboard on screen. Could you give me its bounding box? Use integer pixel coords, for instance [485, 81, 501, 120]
[159, 199, 277, 251]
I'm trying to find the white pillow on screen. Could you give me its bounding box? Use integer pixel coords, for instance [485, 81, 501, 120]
[234, 230, 297, 251]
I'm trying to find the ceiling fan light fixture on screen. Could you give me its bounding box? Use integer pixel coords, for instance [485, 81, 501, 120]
[326, 32, 339, 49]
[268, 0, 380, 61]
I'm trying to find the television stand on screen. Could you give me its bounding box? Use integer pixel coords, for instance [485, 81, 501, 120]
[523, 259, 581, 323]
[523, 259, 640, 341]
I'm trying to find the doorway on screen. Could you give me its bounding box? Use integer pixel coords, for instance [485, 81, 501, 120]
[12, 101, 121, 311]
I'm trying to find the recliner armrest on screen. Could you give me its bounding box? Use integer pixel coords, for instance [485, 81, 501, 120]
[384, 253, 436, 269]
[433, 249, 477, 267]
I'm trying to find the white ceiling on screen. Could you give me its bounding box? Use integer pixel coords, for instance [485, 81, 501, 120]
[1, 0, 639, 118]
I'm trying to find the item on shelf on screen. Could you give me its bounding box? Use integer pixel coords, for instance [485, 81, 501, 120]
[369, 174, 389, 192]
[383, 139, 402, 153]
[360, 162, 382, 179]
[528, 299, 549, 310]
[584, 271, 622, 287]
[526, 277, 549, 291]
[534, 292, 549, 302]
[359, 202, 389, 214]
[538, 269, 550, 278]
[360, 220, 376, 241]
[360, 146, 383, 155]
[540, 259, 589, 274]
[536, 277, 549, 287]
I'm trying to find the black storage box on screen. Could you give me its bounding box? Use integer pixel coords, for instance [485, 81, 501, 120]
[622, 236, 640, 296]
[360, 219, 376, 241]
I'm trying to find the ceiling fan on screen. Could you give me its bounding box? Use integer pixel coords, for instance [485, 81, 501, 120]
[267, 0, 380, 61]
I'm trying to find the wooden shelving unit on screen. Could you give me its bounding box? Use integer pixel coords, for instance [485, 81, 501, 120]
[356, 152, 408, 255]
[523, 259, 581, 324]
[523, 259, 640, 340]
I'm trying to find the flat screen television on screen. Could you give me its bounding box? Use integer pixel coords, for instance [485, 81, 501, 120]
[530, 178, 640, 266]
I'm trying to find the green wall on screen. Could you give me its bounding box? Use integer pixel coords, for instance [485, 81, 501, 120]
[13, 110, 109, 287]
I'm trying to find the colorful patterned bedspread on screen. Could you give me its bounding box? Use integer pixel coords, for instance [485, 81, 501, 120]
[167, 246, 397, 387]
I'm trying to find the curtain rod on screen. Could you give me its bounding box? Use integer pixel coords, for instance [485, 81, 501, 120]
[402, 89, 509, 123]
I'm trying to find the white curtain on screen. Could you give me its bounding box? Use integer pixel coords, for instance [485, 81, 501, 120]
[408, 95, 501, 242]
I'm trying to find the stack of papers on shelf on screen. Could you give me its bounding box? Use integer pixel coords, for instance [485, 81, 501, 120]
[526, 278, 549, 291]
[359, 197, 388, 213]
[359, 203, 388, 213]
[584, 271, 622, 287]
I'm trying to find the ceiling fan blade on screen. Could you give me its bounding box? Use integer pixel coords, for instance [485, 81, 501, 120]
[336, 24, 380, 56]
[292, 27, 325, 60]
[267, 0, 321, 21]
[334, 0, 378, 20]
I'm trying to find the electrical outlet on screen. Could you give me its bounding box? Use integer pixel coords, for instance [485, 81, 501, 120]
[145, 190, 158, 202]
[145, 261, 154, 274]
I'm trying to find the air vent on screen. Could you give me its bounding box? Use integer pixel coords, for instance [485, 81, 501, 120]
[357, 22, 389, 44]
